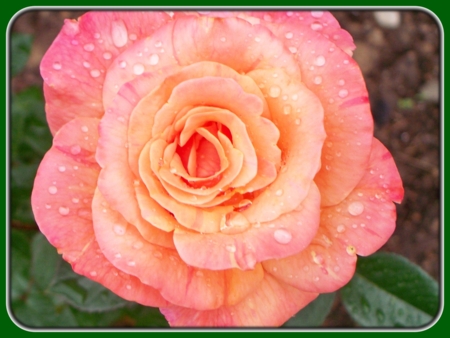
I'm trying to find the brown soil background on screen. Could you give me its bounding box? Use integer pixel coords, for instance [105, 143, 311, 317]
[11, 10, 441, 328]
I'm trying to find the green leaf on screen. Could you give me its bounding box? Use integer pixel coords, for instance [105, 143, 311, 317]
[341, 252, 439, 327]
[118, 304, 170, 328]
[10, 229, 33, 301]
[284, 293, 336, 327]
[10, 33, 33, 76]
[31, 233, 61, 290]
[11, 290, 78, 328]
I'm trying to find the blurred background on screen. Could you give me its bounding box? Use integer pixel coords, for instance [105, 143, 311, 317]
[9, 9, 440, 328]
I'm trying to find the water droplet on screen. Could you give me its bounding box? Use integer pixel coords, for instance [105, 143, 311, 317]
[71, 39, 78, 45]
[70, 145, 81, 155]
[311, 11, 324, 18]
[145, 54, 160, 67]
[343, 59, 349, 65]
[115, 253, 122, 258]
[346, 245, 356, 255]
[52, 61, 62, 70]
[129, 33, 137, 41]
[155, 40, 162, 48]
[283, 104, 291, 115]
[254, 37, 261, 42]
[269, 86, 281, 98]
[288, 46, 298, 54]
[90, 69, 101, 78]
[132, 241, 143, 250]
[338, 89, 349, 98]
[311, 22, 323, 31]
[273, 229, 292, 244]
[361, 296, 370, 313]
[338, 79, 345, 86]
[45, 204, 51, 209]
[126, 284, 132, 290]
[153, 251, 162, 258]
[275, 189, 283, 196]
[337, 224, 346, 233]
[57, 165, 67, 173]
[314, 76, 322, 85]
[314, 55, 326, 66]
[111, 20, 128, 48]
[83, 43, 94, 52]
[81, 126, 89, 133]
[90, 271, 97, 277]
[102, 51, 112, 60]
[295, 119, 301, 125]
[59, 206, 70, 215]
[83, 61, 91, 68]
[127, 261, 136, 266]
[272, 266, 278, 272]
[48, 186, 58, 194]
[348, 201, 364, 216]
[225, 244, 236, 253]
[133, 63, 145, 75]
[113, 225, 126, 235]
[333, 266, 340, 272]
[119, 60, 127, 68]
[285, 32, 293, 39]
[291, 94, 298, 101]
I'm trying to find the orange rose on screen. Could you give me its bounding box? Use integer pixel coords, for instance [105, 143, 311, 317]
[32, 11, 403, 326]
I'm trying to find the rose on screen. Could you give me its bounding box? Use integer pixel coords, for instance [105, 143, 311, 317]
[31, 11, 403, 327]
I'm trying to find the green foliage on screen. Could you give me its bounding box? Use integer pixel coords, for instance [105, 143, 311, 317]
[341, 252, 439, 327]
[10, 233, 169, 328]
[10, 32, 33, 76]
[284, 293, 336, 327]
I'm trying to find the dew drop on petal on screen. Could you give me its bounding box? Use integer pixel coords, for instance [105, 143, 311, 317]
[113, 225, 126, 235]
[153, 251, 162, 258]
[314, 76, 322, 84]
[126, 285, 131, 290]
[45, 204, 51, 209]
[338, 79, 345, 86]
[311, 22, 323, 31]
[83, 43, 94, 52]
[48, 186, 58, 194]
[311, 11, 324, 18]
[133, 63, 145, 75]
[275, 189, 283, 196]
[127, 261, 136, 267]
[314, 55, 326, 66]
[283, 104, 291, 115]
[348, 201, 364, 216]
[58, 166, 66, 172]
[337, 224, 345, 233]
[119, 60, 127, 68]
[81, 126, 89, 132]
[90, 69, 101, 78]
[269, 86, 281, 98]
[90, 271, 97, 277]
[129, 33, 137, 41]
[291, 94, 298, 101]
[273, 229, 292, 244]
[285, 32, 293, 39]
[115, 253, 122, 258]
[149, 53, 160, 66]
[111, 20, 128, 48]
[72, 198, 79, 203]
[52, 61, 62, 70]
[295, 119, 301, 125]
[225, 244, 236, 253]
[254, 37, 261, 42]
[70, 145, 81, 155]
[103, 52, 112, 60]
[288, 46, 298, 54]
[59, 206, 70, 215]
[83, 61, 90, 68]
[339, 89, 349, 98]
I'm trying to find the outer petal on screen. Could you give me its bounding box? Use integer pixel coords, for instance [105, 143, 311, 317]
[263, 139, 404, 293]
[160, 273, 318, 327]
[41, 12, 171, 134]
[31, 117, 167, 307]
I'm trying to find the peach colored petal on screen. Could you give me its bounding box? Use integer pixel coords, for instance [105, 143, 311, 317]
[92, 189, 228, 310]
[243, 68, 326, 223]
[96, 79, 175, 248]
[171, 16, 300, 76]
[278, 16, 373, 206]
[41, 12, 171, 134]
[173, 183, 321, 271]
[319, 138, 404, 256]
[31, 117, 167, 307]
[160, 273, 318, 327]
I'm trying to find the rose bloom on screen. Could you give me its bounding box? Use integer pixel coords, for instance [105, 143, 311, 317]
[31, 11, 403, 327]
